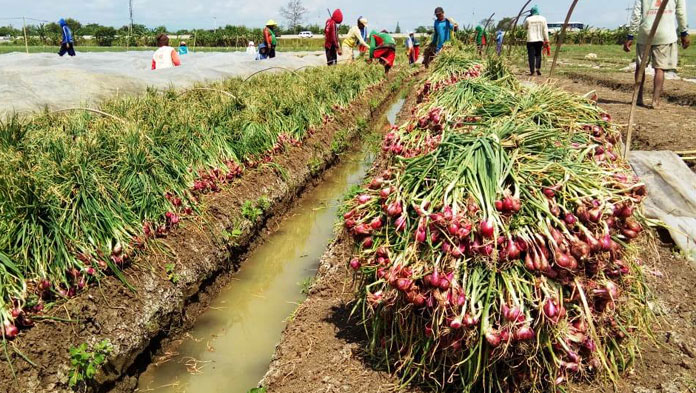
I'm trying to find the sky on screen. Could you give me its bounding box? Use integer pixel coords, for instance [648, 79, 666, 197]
[1, 0, 694, 32]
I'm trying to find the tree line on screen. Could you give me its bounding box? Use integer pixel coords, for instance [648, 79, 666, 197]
[0, 18, 353, 47]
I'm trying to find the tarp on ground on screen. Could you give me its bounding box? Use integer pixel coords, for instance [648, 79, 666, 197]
[0, 50, 326, 117]
[629, 151, 696, 262]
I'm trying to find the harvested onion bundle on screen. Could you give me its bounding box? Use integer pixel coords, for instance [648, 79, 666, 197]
[345, 51, 651, 391]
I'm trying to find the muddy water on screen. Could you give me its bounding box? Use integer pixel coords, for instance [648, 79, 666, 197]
[135, 99, 405, 393]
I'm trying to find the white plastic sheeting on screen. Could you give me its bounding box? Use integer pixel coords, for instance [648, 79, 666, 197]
[629, 151, 696, 262]
[0, 50, 326, 116]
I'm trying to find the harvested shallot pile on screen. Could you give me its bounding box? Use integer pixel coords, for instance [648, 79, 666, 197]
[344, 48, 652, 391]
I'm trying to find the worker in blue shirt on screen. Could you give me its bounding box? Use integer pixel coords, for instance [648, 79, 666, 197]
[424, 7, 458, 67]
[432, 7, 458, 52]
[178, 41, 189, 55]
[58, 18, 76, 57]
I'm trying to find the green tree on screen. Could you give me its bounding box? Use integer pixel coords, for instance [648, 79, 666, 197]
[338, 24, 349, 34]
[415, 25, 429, 34]
[0, 25, 20, 36]
[152, 25, 168, 34]
[95, 26, 117, 46]
[395, 22, 401, 34]
[495, 17, 514, 31]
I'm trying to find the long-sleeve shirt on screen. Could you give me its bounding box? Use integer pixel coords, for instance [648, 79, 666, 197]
[475, 26, 487, 45]
[629, 0, 689, 45]
[325, 9, 344, 49]
[524, 15, 549, 43]
[61, 24, 73, 44]
[343, 25, 369, 49]
[368, 30, 396, 58]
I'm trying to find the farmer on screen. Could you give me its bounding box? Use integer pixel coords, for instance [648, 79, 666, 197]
[262, 20, 278, 59]
[178, 41, 188, 55]
[342, 16, 369, 61]
[495, 29, 505, 56]
[58, 18, 76, 57]
[325, 9, 344, 65]
[524, 5, 550, 76]
[406, 32, 420, 64]
[475, 25, 487, 55]
[151, 34, 181, 70]
[424, 7, 458, 67]
[624, 0, 690, 108]
[368, 30, 397, 74]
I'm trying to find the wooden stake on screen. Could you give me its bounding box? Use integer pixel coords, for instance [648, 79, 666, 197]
[22, 17, 29, 54]
[624, 0, 670, 158]
[506, 0, 533, 56]
[482, 13, 496, 56]
[548, 0, 580, 78]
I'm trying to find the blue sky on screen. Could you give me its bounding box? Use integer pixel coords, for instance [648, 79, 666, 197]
[1, 0, 694, 31]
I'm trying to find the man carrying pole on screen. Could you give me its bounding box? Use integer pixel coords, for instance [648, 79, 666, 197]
[624, 0, 689, 109]
[325, 9, 344, 66]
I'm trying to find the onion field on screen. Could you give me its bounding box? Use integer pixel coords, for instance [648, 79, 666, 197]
[0, 63, 383, 337]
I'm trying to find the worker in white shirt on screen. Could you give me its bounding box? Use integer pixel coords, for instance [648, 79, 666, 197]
[152, 34, 181, 70]
[523, 5, 549, 76]
[342, 17, 369, 61]
[624, 0, 690, 108]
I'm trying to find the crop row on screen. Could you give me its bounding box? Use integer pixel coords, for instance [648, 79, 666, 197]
[0, 63, 386, 337]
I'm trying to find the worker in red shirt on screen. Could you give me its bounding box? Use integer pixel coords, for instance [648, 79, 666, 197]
[324, 9, 344, 66]
[262, 20, 278, 59]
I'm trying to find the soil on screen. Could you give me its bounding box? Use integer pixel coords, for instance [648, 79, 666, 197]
[262, 72, 696, 393]
[0, 66, 417, 393]
[562, 71, 696, 107]
[543, 72, 696, 154]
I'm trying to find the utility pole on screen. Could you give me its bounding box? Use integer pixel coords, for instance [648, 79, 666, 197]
[22, 17, 29, 54]
[128, 0, 134, 49]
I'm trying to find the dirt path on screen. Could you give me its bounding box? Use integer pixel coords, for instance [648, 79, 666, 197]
[545, 72, 696, 153]
[561, 71, 696, 107]
[263, 72, 696, 393]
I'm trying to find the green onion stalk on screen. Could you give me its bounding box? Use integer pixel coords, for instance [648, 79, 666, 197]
[344, 48, 651, 392]
[0, 62, 409, 337]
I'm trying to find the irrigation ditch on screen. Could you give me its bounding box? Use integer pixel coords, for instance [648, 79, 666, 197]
[0, 65, 420, 393]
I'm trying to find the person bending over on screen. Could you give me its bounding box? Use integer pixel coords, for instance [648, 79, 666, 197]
[369, 30, 396, 74]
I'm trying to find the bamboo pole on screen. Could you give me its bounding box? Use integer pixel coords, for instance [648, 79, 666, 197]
[506, 0, 533, 57]
[22, 17, 29, 54]
[482, 13, 496, 57]
[624, 0, 670, 158]
[548, 0, 580, 78]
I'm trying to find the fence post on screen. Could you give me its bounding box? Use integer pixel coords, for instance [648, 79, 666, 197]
[624, 0, 670, 158]
[548, 0, 580, 78]
[22, 17, 29, 54]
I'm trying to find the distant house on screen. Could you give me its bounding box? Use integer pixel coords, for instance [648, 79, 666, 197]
[547, 22, 585, 33]
[0, 35, 11, 43]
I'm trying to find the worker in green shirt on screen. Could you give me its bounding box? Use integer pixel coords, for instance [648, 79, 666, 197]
[475, 25, 487, 55]
[368, 30, 396, 74]
[261, 20, 278, 59]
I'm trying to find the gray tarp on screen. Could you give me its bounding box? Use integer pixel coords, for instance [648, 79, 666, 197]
[0, 50, 326, 117]
[629, 151, 696, 261]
